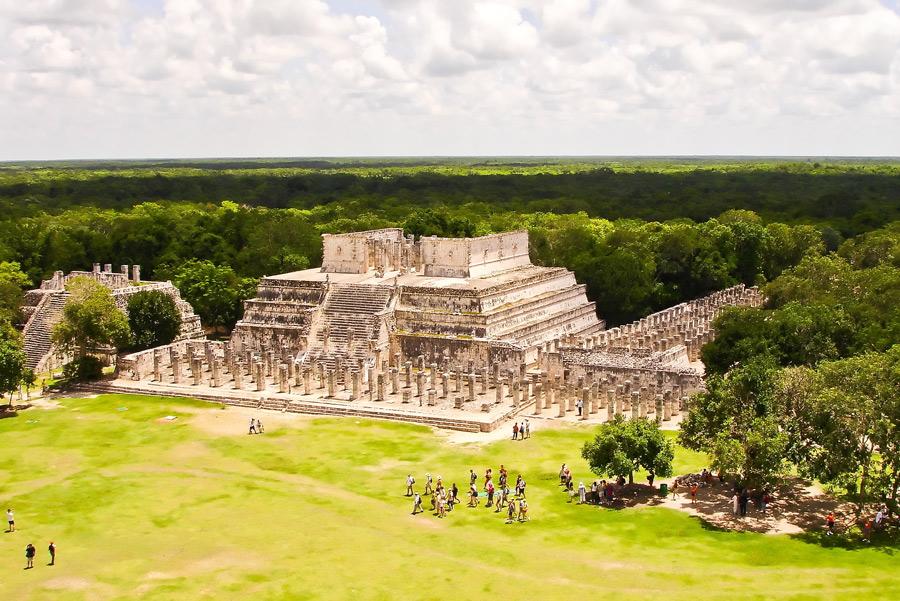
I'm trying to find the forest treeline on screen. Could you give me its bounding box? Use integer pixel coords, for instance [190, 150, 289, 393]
[1, 160, 898, 236]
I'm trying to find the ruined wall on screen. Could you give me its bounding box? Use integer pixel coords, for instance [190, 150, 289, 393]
[420, 231, 530, 278]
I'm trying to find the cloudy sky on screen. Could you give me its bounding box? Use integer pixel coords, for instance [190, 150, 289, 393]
[1, 0, 899, 159]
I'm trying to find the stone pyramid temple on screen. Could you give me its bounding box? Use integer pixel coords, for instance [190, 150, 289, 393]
[231, 228, 605, 370]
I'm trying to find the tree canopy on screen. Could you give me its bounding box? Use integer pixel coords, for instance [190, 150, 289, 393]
[581, 416, 674, 484]
[52, 276, 131, 359]
[126, 290, 182, 351]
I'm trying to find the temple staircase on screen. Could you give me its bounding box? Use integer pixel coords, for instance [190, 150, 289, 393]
[22, 291, 69, 371]
[301, 284, 393, 372]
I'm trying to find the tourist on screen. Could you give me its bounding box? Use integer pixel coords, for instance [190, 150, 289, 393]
[486, 480, 495, 507]
[690, 484, 698, 504]
[518, 498, 528, 521]
[732, 492, 739, 515]
[469, 483, 480, 507]
[524, 420, 531, 439]
[519, 476, 527, 498]
[450, 483, 459, 510]
[412, 493, 423, 515]
[7, 508, 14, 532]
[862, 519, 872, 542]
[576, 398, 583, 416]
[520, 421, 526, 438]
[578, 481, 586, 504]
[48, 541, 56, 566]
[25, 543, 35, 569]
[424, 473, 433, 495]
[469, 469, 477, 487]
[559, 464, 567, 485]
[257, 419, 264, 434]
[874, 506, 885, 530]
[739, 489, 749, 517]
[248, 417, 256, 435]
[670, 481, 678, 500]
[512, 422, 519, 440]
[406, 474, 415, 496]
[499, 465, 508, 488]
[647, 473, 655, 488]
[437, 496, 446, 518]
[506, 499, 516, 523]
[826, 512, 836, 535]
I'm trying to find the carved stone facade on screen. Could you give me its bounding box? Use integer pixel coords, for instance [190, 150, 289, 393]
[101, 230, 762, 432]
[20, 263, 203, 371]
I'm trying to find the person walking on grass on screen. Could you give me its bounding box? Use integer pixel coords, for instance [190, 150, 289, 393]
[512, 422, 519, 440]
[578, 482, 587, 504]
[406, 474, 415, 496]
[424, 473, 433, 495]
[524, 420, 530, 439]
[25, 543, 35, 569]
[469, 483, 480, 507]
[506, 499, 516, 523]
[412, 493, 423, 515]
[486, 480, 495, 507]
[6, 508, 14, 532]
[48, 542, 56, 566]
[257, 419, 264, 434]
[518, 498, 528, 522]
[248, 417, 257, 435]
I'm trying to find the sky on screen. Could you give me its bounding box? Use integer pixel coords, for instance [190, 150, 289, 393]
[1, 0, 899, 160]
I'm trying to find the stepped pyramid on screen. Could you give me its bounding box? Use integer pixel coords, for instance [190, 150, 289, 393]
[231, 228, 604, 370]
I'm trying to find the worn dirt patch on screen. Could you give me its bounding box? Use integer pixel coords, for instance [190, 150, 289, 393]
[187, 405, 312, 437]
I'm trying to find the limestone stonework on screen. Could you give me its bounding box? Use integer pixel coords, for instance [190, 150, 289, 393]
[20, 264, 204, 372]
[99, 229, 762, 432]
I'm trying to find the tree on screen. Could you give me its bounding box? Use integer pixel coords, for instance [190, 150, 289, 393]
[679, 358, 789, 488]
[170, 260, 256, 333]
[52, 276, 130, 359]
[777, 347, 900, 515]
[0, 327, 26, 405]
[127, 290, 182, 351]
[0, 261, 30, 323]
[581, 416, 674, 484]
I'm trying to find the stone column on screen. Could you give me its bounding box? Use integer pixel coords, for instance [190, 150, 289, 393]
[255, 362, 265, 392]
[590, 381, 599, 414]
[427, 389, 436, 406]
[662, 394, 671, 421]
[171, 353, 182, 384]
[326, 369, 335, 398]
[480, 368, 489, 395]
[607, 390, 615, 420]
[454, 370, 462, 393]
[191, 358, 202, 386]
[631, 391, 640, 420]
[402, 388, 411, 404]
[302, 369, 311, 394]
[212, 360, 222, 388]
[317, 363, 325, 389]
[233, 363, 243, 389]
[495, 379, 504, 404]
[153, 351, 162, 382]
[416, 371, 425, 398]
[278, 364, 289, 393]
[544, 376, 553, 409]
[440, 372, 449, 399]
[533, 382, 543, 415]
[492, 362, 500, 388]
[581, 387, 590, 421]
[511, 379, 520, 407]
[389, 368, 399, 395]
[377, 373, 385, 401]
[467, 373, 475, 402]
[368, 366, 377, 399]
[404, 362, 412, 388]
[350, 370, 360, 400]
[558, 395, 566, 417]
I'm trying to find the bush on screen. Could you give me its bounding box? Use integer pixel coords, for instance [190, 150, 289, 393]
[63, 356, 104, 381]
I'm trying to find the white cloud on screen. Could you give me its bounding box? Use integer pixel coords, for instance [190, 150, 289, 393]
[0, 0, 898, 158]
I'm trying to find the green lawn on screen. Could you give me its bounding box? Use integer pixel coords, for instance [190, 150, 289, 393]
[0, 395, 897, 601]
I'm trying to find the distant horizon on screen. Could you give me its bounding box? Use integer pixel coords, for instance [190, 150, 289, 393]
[4, 154, 900, 166]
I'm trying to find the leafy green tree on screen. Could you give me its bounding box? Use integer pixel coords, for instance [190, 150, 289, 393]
[52, 276, 131, 359]
[126, 290, 182, 351]
[679, 358, 788, 488]
[581, 416, 674, 484]
[0, 327, 26, 405]
[777, 347, 900, 514]
[0, 261, 30, 324]
[171, 260, 256, 333]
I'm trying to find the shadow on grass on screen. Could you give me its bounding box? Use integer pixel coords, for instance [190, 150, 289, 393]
[791, 528, 900, 554]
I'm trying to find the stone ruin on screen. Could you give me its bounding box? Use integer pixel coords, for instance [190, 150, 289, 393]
[103, 229, 762, 432]
[20, 263, 204, 372]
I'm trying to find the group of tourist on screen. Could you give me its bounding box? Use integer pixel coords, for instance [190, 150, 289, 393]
[829, 505, 892, 541]
[7, 508, 57, 569]
[511, 420, 531, 440]
[247, 417, 265, 434]
[560, 465, 624, 505]
[407, 465, 530, 523]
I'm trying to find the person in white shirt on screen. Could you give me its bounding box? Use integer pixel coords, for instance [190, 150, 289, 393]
[405, 474, 415, 496]
[578, 482, 587, 504]
[6, 508, 14, 532]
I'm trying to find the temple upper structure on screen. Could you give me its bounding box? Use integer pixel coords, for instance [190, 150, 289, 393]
[231, 229, 605, 370]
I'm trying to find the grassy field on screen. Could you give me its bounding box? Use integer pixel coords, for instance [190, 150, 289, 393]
[0, 394, 897, 601]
